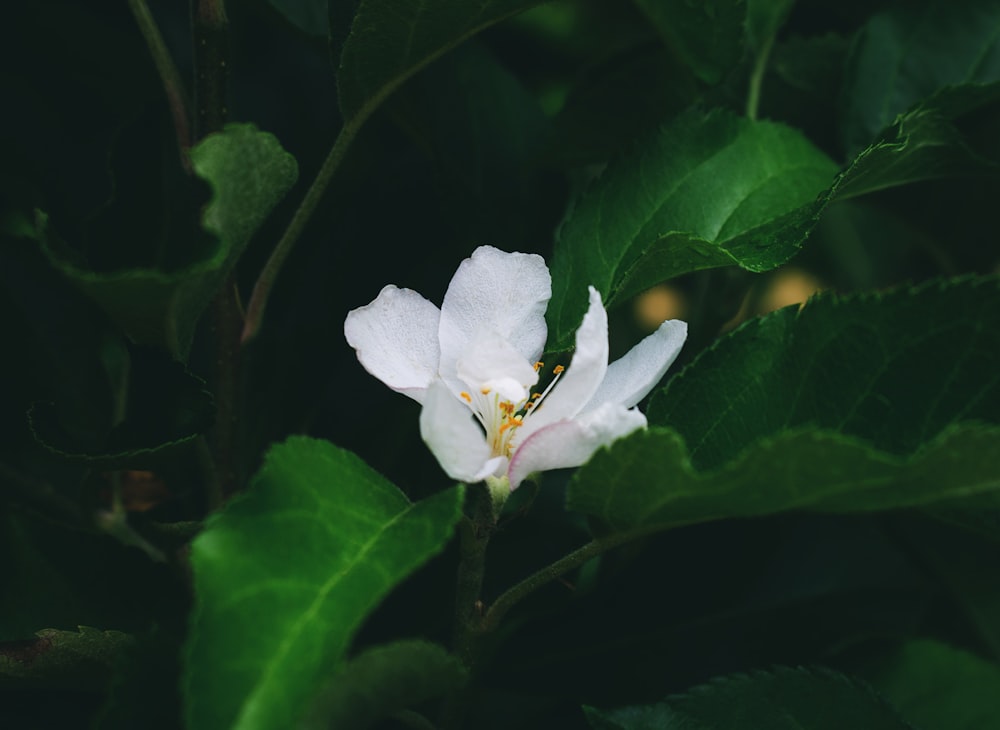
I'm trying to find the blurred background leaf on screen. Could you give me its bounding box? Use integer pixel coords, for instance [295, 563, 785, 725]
[584, 667, 912, 730]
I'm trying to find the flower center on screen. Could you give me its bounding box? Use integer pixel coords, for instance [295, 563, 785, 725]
[459, 362, 565, 458]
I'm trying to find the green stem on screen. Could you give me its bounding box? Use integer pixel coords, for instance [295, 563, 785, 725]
[209, 279, 242, 500]
[481, 531, 639, 633]
[240, 122, 363, 344]
[746, 33, 776, 121]
[442, 484, 496, 729]
[192, 0, 229, 139]
[127, 0, 192, 168]
[452, 484, 497, 666]
[191, 0, 242, 502]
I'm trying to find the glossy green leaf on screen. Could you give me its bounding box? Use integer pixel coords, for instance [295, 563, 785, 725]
[183, 437, 464, 730]
[860, 640, 1000, 730]
[39, 125, 297, 356]
[337, 0, 543, 126]
[584, 667, 912, 730]
[632, 0, 745, 85]
[303, 640, 466, 730]
[649, 277, 1000, 469]
[548, 108, 838, 348]
[568, 278, 1000, 533]
[0, 627, 133, 690]
[842, 0, 1000, 155]
[567, 423, 1000, 535]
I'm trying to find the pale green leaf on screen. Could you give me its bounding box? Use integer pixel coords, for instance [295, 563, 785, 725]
[183, 437, 464, 730]
[39, 125, 297, 356]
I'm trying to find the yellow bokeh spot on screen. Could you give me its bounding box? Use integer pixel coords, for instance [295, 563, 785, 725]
[634, 285, 687, 331]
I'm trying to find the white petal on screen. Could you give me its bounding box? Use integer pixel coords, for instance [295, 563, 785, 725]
[586, 319, 688, 410]
[420, 380, 497, 483]
[344, 285, 441, 403]
[507, 403, 646, 489]
[514, 286, 608, 444]
[438, 246, 551, 387]
[456, 334, 538, 403]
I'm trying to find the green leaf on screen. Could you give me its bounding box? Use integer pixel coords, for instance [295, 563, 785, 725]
[567, 423, 1000, 535]
[266, 0, 328, 36]
[0, 627, 133, 690]
[303, 640, 467, 730]
[552, 44, 699, 164]
[183, 437, 464, 730]
[833, 84, 1000, 200]
[632, 0, 745, 85]
[392, 41, 550, 247]
[584, 667, 913, 730]
[901, 519, 1000, 658]
[859, 640, 1000, 730]
[649, 277, 1000, 469]
[568, 278, 1000, 533]
[94, 627, 182, 730]
[39, 124, 297, 356]
[842, 0, 1000, 155]
[548, 108, 838, 348]
[28, 345, 214, 469]
[337, 0, 544, 126]
[0, 505, 182, 642]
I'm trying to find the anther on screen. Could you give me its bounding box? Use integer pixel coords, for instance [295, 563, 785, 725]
[481, 387, 491, 395]
[534, 361, 544, 371]
[460, 392, 472, 403]
[553, 365, 565, 374]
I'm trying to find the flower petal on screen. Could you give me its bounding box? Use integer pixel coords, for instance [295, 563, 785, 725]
[507, 403, 646, 489]
[344, 285, 442, 403]
[456, 334, 538, 403]
[420, 380, 498, 483]
[586, 319, 688, 411]
[514, 286, 608, 444]
[438, 246, 551, 387]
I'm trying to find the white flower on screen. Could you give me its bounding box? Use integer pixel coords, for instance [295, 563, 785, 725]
[344, 246, 687, 489]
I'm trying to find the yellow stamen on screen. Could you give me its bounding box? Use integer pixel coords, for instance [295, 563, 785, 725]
[553, 365, 565, 374]
[481, 387, 491, 395]
[534, 361, 544, 371]
[460, 392, 472, 403]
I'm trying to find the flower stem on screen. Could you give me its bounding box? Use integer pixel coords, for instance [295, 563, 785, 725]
[746, 32, 775, 121]
[480, 530, 640, 633]
[127, 0, 192, 169]
[240, 122, 362, 344]
[452, 484, 497, 666]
